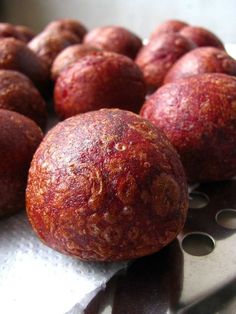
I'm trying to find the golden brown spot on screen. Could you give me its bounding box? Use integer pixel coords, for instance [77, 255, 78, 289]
[144, 161, 151, 168]
[115, 142, 127, 151]
[117, 174, 138, 204]
[129, 121, 157, 141]
[101, 226, 122, 245]
[105, 158, 126, 174]
[151, 174, 180, 217]
[104, 212, 117, 223]
[76, 163, 104, 210]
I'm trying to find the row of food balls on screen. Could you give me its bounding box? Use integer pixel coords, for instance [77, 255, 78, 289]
[1, 19, 236, 262]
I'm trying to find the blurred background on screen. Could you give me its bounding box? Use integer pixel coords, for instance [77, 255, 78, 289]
[0, 0, 235, 42]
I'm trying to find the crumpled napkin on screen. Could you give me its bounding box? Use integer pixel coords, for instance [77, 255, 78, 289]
[0, 212, 127, 314]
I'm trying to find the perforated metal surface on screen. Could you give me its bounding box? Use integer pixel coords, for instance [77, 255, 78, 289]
[85, 180, 236, 314]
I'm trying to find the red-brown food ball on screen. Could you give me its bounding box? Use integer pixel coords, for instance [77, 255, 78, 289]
[0, 109, 43, 217]
[0, 38, 49, 92]
[51, 44, 100, 80]
[0, 23, 20, 40]
[150, 19, 189, 39]
[0, 70, 47, 129]
[26, 109, 188, 261]
[164, 47, 236, 83]
[45, 19, 87, 41]
[179, 26, 224, 49]
[83, 26, 142, 59]
[28, 30, 80, 69]
[141, 73, 236, 182]
[54, 52, 146, 119]
[15, 25, 35, 42]
[0, 23, 35, 43]
[135, 33, 196, 92]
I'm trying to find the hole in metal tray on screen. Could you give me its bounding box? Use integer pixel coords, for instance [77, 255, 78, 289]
[216, 209, 236, 230]
[181, 232, 215, 256]
[189, 191, 209, 209]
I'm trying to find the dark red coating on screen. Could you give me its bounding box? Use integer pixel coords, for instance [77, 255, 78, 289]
[45, 19, 87, 41]
[179, 26, 224, 49]
[26, 108, 188, 261]
[0, 70, 47, 129]
[28, 30, 80, 69]
[150, 20, 189, 39]
[51, 44, 101, 80]
[135, 33, 196, 92]
[0, 109, 43, 217]
[164, 47, 236, 83]
[83, 26, 142, 59]
[54, 52, 146, 119]
[0, 38, 49, 92]
[140, 73, 236, 182]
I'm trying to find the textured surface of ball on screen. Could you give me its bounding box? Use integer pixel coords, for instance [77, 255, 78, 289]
[51, 44, 100, 80]
[83, 26, 142, 59]
[141, 73, 236, 182]
[179, 26, 224, 49]
[0, 109, 43, 217]
[0, 70, 47, 129]
[135, 33, 195, 92]
[0, 23, 35, 42]
[26, 109, 188, 261]
[150, 19, 189, 39]
[45, 19, 87, 41]
[0, 38, 49, 92]
[54, 52, 146, 119]
[164, 47, 236, 83]
[28, 30, 80, 69]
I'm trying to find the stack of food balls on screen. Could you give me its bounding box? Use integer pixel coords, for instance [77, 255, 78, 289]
[1, 18, 235, 262]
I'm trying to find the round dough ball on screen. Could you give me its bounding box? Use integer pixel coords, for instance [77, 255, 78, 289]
[0, 38, 49, 92]
[83, 26, 142, 59]
[0, 70, 47, 129]
[15, 25, 35, 42]
[135, 33, 195, 92]
[179, 26, 224, 49]
[150, 19, 189, 39]
[54, 52, 146, 119]
[164, 47, 236, 83]
[0, 23, 35, 42]
[141, 73, 236, 182]
[0, 109, 43, 217]
[26, 109, 188, 261]
[51, 44, 100, 80]
[45, 19, 87, 41]
[28, 30, 80, 69]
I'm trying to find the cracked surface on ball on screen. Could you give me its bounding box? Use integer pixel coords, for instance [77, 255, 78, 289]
[26, 109, 188, 261]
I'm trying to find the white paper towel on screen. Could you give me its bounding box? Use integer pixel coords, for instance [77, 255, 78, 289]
[0, 212, 127, 314]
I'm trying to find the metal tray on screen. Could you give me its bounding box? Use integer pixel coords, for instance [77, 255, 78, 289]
[85, 180, 236, 314]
